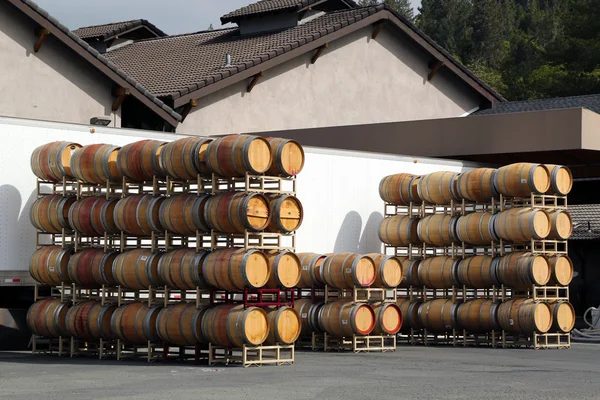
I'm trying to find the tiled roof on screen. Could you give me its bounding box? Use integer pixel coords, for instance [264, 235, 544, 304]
[73, 19, 166, 41]
[474, 94, 600, 116]
[221, 0, 357, 24]
[569, 204, 600, 240]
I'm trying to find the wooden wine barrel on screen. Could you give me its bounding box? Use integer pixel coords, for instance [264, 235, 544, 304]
[547, 255, 573, 286]
[265, 137, 305, 176]
[31, 141, 81, 182]
[156, 303, 210, 346]
[70, 144, 123, 184]
[158, 249, 210, 290]
[417, 171, 460, 205]
[201, 304, 269, 347]
[159, 194, 210, 235]
[67, 249, 118, 288]
[66, 301, 117, 340]
[456, 168, 498, 203]
[204, 192, 270, 233]
[203, 248, 270, 291]
[294, 299, 324, 336]
[493, 163, 550, 197]
[113, 194, 164, 236]
[318, 300, 375, 336]
[493, 208, 550, 243]
[365, 253, 403, 288]
[265, 306, 301, 345]
[158, 137, 213, 180]
[116, 139, 166, 181]
[417, 256, 460, 289]
[265, 251, 301, 289]
[378, 216, 421, 246]
[372, 302, 403, 335]
[545, 164, 573, 195]
[456, 299, 500, 333]
[206, 135, 272, 177]
[455, 212, 497, 245]
[30, 195, 76, 234]
[29, 246, 74, 286]
[396, 298, 423, 332]
[546, 210, 572, 240]
[417, 214, 459, 247]
[379, 173, 420, 206]
[110, 302, 162, 344]
[549, 302, 575, 333]
[418, 299, 459, 333]
[497, 299, 552, 334]
[322, 253, 376, 289]
[266, 195, 303, 233]
[296, 253, 326, 288]
[112, 249, 164, 290]
[494, 252, 550, 288]
[69, 197, 119, 236]
[26, 299, 71, 338]
[409, 176, 422, 204]
[399, 259, 422, 288]
[456, 256, 499, 289]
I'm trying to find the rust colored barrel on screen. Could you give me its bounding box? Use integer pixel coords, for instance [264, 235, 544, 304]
[418, 299, 459, 333]
[69, 197, 119, 236]
[30, 195, 76, 234]
[318, 300, 375, 336]
[546, 210, 572, 240]
[456, 299, 500, 333]
[110, 302, 162, 344]
[265, 251, 301, 289]
[117, 140, 166, 182]
[549, 302, 575, 333]
[70, 144, 123, 184]
[159, 194, 210, 235]
[204, 192, 270, 233]
[113, 249, 164, 290]
[378, 216, 421, 246]
[497, 299, 552, 334]
[456, 256, 499, 289]
[322, 253, 376, 289]
[206, 135, 272, 177]
[30, 246, 74, 286]
[66, 301, 117, 340]
[159, 137, 213, 180]
[265, 306, 301, 345]
[455, 212, 497, 245]
[203, 248, 270, 291]
[158, 249, 210, 290]
[493, 163, 550, 197]
[545, 165, 573, 195]
[493, 208, 550, 243]
[456, 168, 498, 203]
[372, 302, 402, 335]
[547, 255, 573, 286]
[417, 171, 460, 205]
[297, 253, 326, 288]
[418, 256, 459, 289]
[266, 194, 303, 233]
[396, 298, 423, 332]
[399, 259, 422, 288]
[294, 299, 324, 336]
[67, 249, 118, 288]
[265, 137, 304, 176]
[31, 141, 81, 182]
[26, 299, 71, 338]
[494, 252, 550, 287]
[201, 304, 269, 347]
[379, 173, 421, 206]
[113, 194, 164, 235]
[417, 214, 458, 246]
[156, 303, 210, 346]
[366, 253, 403, 288]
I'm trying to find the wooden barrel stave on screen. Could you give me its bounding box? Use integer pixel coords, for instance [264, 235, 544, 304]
[69, 197, 119, 236]
[365, 253, 403, 288]
[456, 168, 498, 203]
[296, 253, 326, 288]
[159, 137, 213, 180]
[378, 216, 421, 246]
[70, 144, 123, 184]
[117, 140, 166, 182]
[547, 255, 573, 286]
[159, 194, 210, 235]
[417, 214, 458, 247]
[545, 164, 573, 195]
[156, 303, 209, 345]
[66, 301, 117, 341]
[418, 299, 459, 333]
[206, 135, 272, 177]
[266, 194, 303, 233]
[202, 248, 270, 291]
[265, 251, 302, 289]
[110, 302, 162, 344]
[30, 195, 76, 234]
[549, 302, 575, 333]
[158, 249, 210, 290]
[112, 249, 164, 290]
[321, 253, 376, 289]
[417, 256, 459, 289]
[265, 137, 304, 176]
[67, 249, 118, 288]
[372, 302, 403, 335]
[204, 192, 270, 233]
[318, 300, 375, 337]
[398, 258, 422, 288]
[379, 173, 418, 206]
[396, 298, 423, 332]
[29, 246, 74, 286]
[493, 208, 550, 243]
[113, 194, 164, 236]
[294, 299, 324, 336]
[26, 298, 71, 338]
[494, 252, 551, 287]
[31, 141, 81, 182]
[497, 299, 552, 334]
[455, 212, 497, 245]
[417, 171, 460, 205]
[456, 256, 499, 289]
[456, 299, 500, 333]
[546, 210, 572, 240]
[493, 163, 550, 197]
[264, 306, 301, 345]
[201, 304, 269, 347]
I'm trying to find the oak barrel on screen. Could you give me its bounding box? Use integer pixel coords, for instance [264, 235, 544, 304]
[265, 251, 301, 289]
[30, 195, 76, 234]
[417, 171, 460, 205]
[158, 137, 213, 180]
[379, 173, 421, 206]
[265, 306, 301, 345]
[29, 246, 74, 286]
[67, 249, 118, 288]
[493, 208, 550, 243]
[455, 212, 497, 245]
[547, 255, 573, 286]
[418, 299, 459, 333]
[417, 214, 458, 246]
[321, 253, 376, 289]
[396, 298, 423, 332]
[70, 144, 123, 184]
[110, 302, 162, 344]
[66, 301, 117, 340]
[31, 141, 81, 182]
[417, 256, 460, 289]
[497, 299, 552, 334]
[156, 303, 210, 346]
[201, 304, 269, 347]
[266, 194, 303, 233]
[456, 168, 498, 202]
[204, 192, 270, 233]
[112, 249, 164, 290]
[159, 194, 210, 235]
[68, 197, 119, 236]
[365, 253, 403, 288]
[456, 256, 499, 289]
[399, 258, 422, 288]
[296, 253, 326, 288]
[113, 194, 164, 236]
[372, 302, 403, 335]
[378, 216, 421, 246]
[493, 163, 550, 197]
[494, 252, 550, 287]
[294, 299, 324, 336]
[158, 249, 210, 290]
[549, 302, 575, 333]
[546, 210, 572, 240]
[456, 299, 500, 333]
[265, 137, 305, 176]
[203, 248, 270, 291]
[206, 135, 272, 177]
[26, 299, 71, 338]
[545, 164, 573, 195]
[117, 139, 166, 181]
[318, 300, 375, 336]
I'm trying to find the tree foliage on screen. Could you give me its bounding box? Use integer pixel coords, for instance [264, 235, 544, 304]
[358, 0, 415, 22]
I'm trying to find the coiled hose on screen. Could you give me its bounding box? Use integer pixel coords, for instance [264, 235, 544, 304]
[571, 306, 600, 343]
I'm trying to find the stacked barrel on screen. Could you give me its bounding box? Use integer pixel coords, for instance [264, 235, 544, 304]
[27, 135, 307, 366]
[380, 163, 574, 349]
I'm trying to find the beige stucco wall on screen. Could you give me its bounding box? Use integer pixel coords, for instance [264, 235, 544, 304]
[0, 1, 120, 126]
[178, 26, 481, 136]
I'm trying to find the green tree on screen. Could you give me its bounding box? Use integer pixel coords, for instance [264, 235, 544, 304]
[358, 0, 415, 22]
